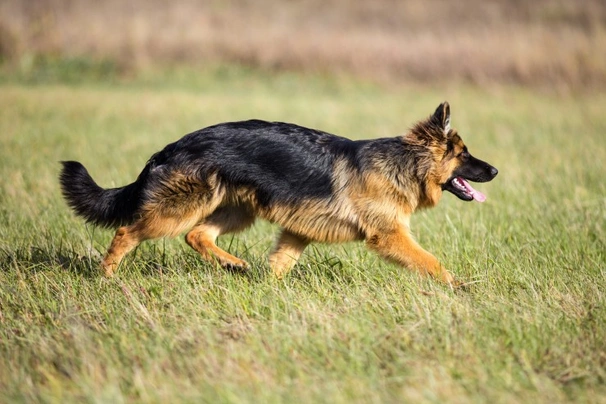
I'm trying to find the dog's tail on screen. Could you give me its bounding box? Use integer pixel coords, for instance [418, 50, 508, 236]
[59, 161, 147, 228]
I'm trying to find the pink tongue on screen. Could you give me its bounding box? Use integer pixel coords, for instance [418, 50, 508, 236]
[460, 178, 486, 202]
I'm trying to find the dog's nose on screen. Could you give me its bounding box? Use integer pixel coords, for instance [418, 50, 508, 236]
[490, 166, 498, 177]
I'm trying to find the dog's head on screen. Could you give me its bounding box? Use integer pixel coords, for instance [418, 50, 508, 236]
[413, 102, 498, 203]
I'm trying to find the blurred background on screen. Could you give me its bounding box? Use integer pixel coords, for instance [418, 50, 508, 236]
[1, 0, 605, 91]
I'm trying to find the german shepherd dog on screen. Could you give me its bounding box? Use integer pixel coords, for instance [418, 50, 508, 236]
[60, 102, 497, 285]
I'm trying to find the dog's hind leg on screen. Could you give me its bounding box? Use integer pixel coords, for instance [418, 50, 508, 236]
[185, 206, 255, 270]
[101, 226, 144, 277]
[268, 229, 309, 279]
[101, 202, 212, 276]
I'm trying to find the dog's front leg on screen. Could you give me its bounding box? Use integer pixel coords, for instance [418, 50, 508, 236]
[366, 229, 455, 284]
[269, 229, 309, 279]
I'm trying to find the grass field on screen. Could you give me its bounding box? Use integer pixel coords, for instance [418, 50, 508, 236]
[0, 66, 605, 403]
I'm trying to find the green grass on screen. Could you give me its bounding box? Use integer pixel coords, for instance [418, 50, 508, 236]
[0, 66, 605, 403]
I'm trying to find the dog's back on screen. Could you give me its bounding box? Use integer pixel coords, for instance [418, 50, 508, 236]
[148, 120, 360, 206]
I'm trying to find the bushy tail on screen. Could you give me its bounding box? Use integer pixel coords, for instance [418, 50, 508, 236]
[59, 161, 146, 228]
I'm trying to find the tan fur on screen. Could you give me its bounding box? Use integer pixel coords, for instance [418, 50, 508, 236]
[366, 228, 454, 284]
[268, 230, 309, 278]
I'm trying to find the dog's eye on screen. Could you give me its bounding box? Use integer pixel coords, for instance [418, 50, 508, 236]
[459, 151, 470, 159]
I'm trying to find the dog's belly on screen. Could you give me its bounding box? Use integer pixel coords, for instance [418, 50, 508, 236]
[259, 199, 364, 243]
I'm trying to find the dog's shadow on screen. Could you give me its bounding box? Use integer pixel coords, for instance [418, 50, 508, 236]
[0, 246, 101, 278]
[0, 244, 352, 286]
[1, 245, 265, 285]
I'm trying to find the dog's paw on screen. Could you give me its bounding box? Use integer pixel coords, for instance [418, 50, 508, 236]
[222, 259, 250, 273]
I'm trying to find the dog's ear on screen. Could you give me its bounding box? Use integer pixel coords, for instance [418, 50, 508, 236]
[432, 102, 451, 136]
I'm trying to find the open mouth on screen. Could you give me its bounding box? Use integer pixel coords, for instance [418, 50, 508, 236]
[448, 176, 486, 202]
